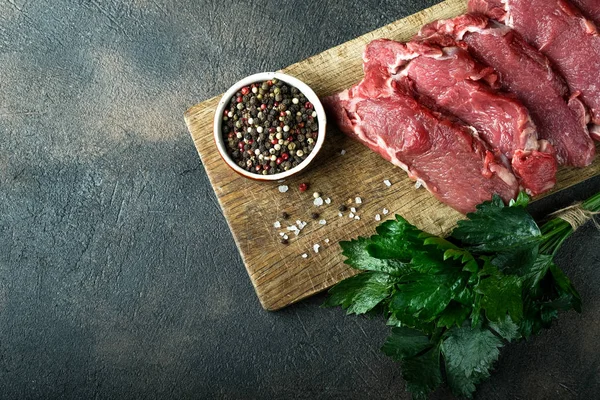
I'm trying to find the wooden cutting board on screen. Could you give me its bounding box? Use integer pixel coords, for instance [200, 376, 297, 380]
[184, 0, 600, 311]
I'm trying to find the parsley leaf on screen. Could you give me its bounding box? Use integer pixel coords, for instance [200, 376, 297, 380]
[436, 301, 471, 329]
[489, 314, 521, 342]
[402, 345, 443, 400]
[340, 237, 410, 276]
[381, 327, 432, 361]
[322, 272, 394, 315]
[451, 194, 541, 272]
[442, 324, 503, 398]
[476, 265, 523, 323]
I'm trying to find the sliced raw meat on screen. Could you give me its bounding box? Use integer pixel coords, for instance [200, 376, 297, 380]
[420, 14, 596, 167]
[570, 0, 600, 27]
[323, 53, 519, 214]
[469, 0, 600, 138]
[361, 38, 556, 195]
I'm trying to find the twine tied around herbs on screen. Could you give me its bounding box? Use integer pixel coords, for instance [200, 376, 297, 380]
[549, 202, 600, 232]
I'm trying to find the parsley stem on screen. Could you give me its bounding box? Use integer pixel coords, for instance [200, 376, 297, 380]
[539, 191, 600, 255]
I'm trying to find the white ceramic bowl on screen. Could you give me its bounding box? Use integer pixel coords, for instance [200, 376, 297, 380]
[213, 72, 327, 181]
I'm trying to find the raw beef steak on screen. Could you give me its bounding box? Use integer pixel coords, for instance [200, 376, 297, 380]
[469, 0, 600, 139]
[420, 14, 596, 167]
[323, 48, 519, 214]
[362, 38, 556, 195]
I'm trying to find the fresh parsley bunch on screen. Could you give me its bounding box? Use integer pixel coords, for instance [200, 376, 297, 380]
[324, 192, 599, 399]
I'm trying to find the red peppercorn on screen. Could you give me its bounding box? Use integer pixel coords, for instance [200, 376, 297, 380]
[238, 141, 245, 149]
[280, 111, 286, 117]
[269, 127, 276, 133]
[273, 102, 279, 107]
[260, 104, 267, 110]
[255, 165, 262, 171]
[305, 102, 313, 109]
[264, 165, 270, 171]
[228, 132, 234, 139]
[276, 157, 283, 165]
[281, 153, 289, 161]
[288, 136, 294, 142]
[298, 122, 305, 128]
[299, 183, 308, 192]
[271, 139, 278, 145]
[223, 110, 229, 117]
[267, 80, 273, 86]
[236, 96, 243, 103]
[247, 139, 253, 145]
[241, 86, 250, 95]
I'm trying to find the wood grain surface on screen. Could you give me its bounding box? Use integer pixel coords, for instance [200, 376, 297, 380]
[184, 0, 600, 311]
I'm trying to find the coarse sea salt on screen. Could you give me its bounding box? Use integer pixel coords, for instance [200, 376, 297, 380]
[278, 185, 289, 193]
[354, 215, 360, 220]
[313, 197, 324, 206]
[324, 239, 330, 244]
[350, 207, 356, 213]
[355, 197, 362, 204]
[375, 214, 381, 221]
[302, 253, 308, 259]
[415, 180, 423, 189]
[279, 232, 285, 237]
[319, 219, 327, 225]
[340, 149, 346, 155]
[325, 198, 331, 204]
[349, 213, 355, 218]
[383, 180, 391, 187]
[313, 244, 320, 253]
[273, 221, 281, 228]
[338, 212, 343, 217]
[383, 208, 389, 215]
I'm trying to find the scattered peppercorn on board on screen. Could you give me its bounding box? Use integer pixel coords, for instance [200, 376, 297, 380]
[184, 0, 600, 311]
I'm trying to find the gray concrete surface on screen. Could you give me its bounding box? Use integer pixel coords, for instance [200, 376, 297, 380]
[1, 0, 599, 399]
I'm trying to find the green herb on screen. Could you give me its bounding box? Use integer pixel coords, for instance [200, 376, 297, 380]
[324, 191, 599, 399]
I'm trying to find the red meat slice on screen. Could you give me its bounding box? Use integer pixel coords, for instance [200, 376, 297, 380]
[570, 0, 600, 27]
[469, 0, 600, 139]
[361, 38, 556, 195]
[324, 50, 519, 214]
[420, 14, 596, 167]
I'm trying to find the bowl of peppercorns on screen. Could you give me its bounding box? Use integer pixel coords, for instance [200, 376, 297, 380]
[214, 72, 326, 180]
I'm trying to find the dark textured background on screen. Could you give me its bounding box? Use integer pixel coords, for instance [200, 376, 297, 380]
[1, 0, 599, 399]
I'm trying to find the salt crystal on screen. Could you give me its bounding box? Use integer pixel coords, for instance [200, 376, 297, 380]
[278, 185, 289, 193]
[338, 212, 343, 217]
[325, 198, 331, 204]
[287, 225, 298, 231]
[273, 221, 281, 228]
[279, 232, 285, 237]
[283, 234, 289, 240]
[355, 215, 360, 220]
[324, 239, 330, 244]
[415, 180, 423, 189]
[350, 207, 357, 213]
[296, 219, 302, 226]
[313, 197, 324, 206]
[319, 219, 327, 225]
[355, 197, 362, 204]
[340, 149, 346, 155]
[302, 253, 308, 259]
[383, 180, 391, 187]
[349, 213, 355, 218]
[313, 244, 320, 253]
[375, 214, 381, 221]
[383, 208, 389, 215]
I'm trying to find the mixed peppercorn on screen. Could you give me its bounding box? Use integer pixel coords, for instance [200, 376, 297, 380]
[221, 79, 319, 175]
